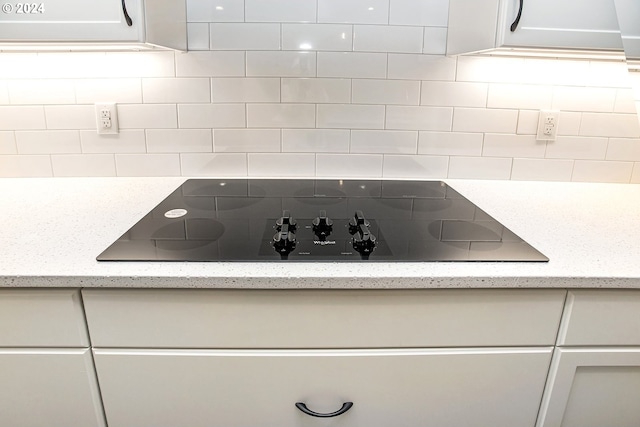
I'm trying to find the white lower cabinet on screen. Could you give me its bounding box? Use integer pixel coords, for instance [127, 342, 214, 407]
[0, 289, 105, 427]
[0, 348, 106, 427]
[537, 348, 640, 427]
[93, 347, 553, 427]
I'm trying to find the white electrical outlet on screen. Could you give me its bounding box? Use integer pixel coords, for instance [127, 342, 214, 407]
[95, 103, 119, 135]
[536, 110, 559, 141]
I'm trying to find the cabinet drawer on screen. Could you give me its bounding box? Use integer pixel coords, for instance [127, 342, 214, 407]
[0, 289, 89, 347]
[558, 290, 640, 346]
[94, 347, 553, 427]
[0, 348, 105, 427]
[83, 289, 565, 348]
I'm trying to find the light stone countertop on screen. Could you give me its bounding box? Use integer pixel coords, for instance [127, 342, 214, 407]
[1, 177, 639, 289]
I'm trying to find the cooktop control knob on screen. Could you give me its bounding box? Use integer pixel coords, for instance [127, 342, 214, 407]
[349, 211, 377, 257]
[275, 210, 297, 232]
[312, 210, 333, 238]
[352, 226, 377, 256]
[272, 223, 296, 256]
[348, 210, 370, 235]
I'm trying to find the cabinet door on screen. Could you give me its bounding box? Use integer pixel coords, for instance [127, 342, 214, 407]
[537, 348, 640, 427]
[0, 0, 143, 42]
[0, 348, 106, 427]
[499, 0, 622, 51]
[94, 348, 553, 427]
[614, 0, 640, 59]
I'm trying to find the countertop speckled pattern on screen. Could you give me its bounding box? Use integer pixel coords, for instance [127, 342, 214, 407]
[1, 177, 639, 289]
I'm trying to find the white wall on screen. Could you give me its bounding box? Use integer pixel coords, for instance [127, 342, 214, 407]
[0, 0, 639, 182]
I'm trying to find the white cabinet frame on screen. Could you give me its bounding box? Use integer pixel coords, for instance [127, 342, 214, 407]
[536, 348, 640, 427]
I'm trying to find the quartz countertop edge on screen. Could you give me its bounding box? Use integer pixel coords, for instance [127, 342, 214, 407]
[2, 177, 640, 290]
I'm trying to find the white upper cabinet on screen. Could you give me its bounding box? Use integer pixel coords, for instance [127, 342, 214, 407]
[614, 0, 640, 60]
[0, 0, 186, 50]
[447, 0, 623, 55]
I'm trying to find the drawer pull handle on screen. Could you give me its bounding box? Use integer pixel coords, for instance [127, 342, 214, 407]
[295, 402, 353, 418]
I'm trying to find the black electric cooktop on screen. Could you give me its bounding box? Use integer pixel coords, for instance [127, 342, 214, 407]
[97, 179, 548, 262]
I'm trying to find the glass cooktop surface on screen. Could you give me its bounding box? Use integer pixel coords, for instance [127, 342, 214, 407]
[97, 179, 548, 262]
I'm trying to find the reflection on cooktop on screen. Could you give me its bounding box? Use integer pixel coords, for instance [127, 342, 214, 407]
[97, 179, 548, 262]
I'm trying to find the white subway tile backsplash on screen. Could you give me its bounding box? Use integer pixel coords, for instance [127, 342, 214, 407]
[248, 153, 316, 176]
[1, 52, 172, 80]
[44, 105, 95, 130]
[388, 54, 455, 81]
[210, 23, 281, 50]
[421, 81, 487, 107]
[16, 131, 81, 154]
[0, 53, 37, 79]
[80, 130, 146, 154]
[389, 0, 449, 26]
[115, 154, 181, 177]
[7, 80, 75, 105]
[176, 51, 245, 77]
[0, 106, 46, 130]
[51, 154, 116, 177]
[246, 0, 317, 23]
[247, 51, 316, 77]
[119, 105, 178, 129]
[282, 129, 350, 152]
[418, 131, 483, 156]
[75, 79, 142, 104]
[606, 138, 640, 161]
[1, 14, 639, 184]
[448, 156, 513, 180]
[317, 52, 386, 79]
[352, 79, 419, 105]
[101, 52, 177, 78]
[214, 129, 281, 152]
[142, 78, 211, 103]
[353, 25, 423, 54]
[545, 136, 608, 160]
[572, 160, 633, 183]
[632, 163, 640, 184]
[0, 155, 52, 177]
[386, 106, 453, 131]
[587, 61, 632, 88]
[483, 134, 546, 158]
[248, 104, 316, 128]
[456, 56, 526, 84]
[212, 78, 280, 103]
[187, 23, 210, 50]
[178, 104, 246, 128]
[557, 112, 582, 136]
[382, 154, 449, 178]
[146, 129, 213, 153]
[522, 58, 590, 87]
[614, 89, 638, 114]
[0, 131, 16, 154]
[187, 0, 243, 22]
[0, 81, 9, 104]
[318, 0, 390, 24]
[422, 27, 447, 55]
[511, 158, 574, 182]
[317, 104, 385, 129]
[181, 153, 248, 176]
[351, 130, 417, 154]
[452, 108, 518, 133]
[282, 24, 353, 51]
[579, 113, 640, 138]
[552, 86, 617, 113]
[516, 110, 539, 135]
[282, 78, 350, 103]
[316, 153, 383, 177]
[488, 84, 553, 110]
